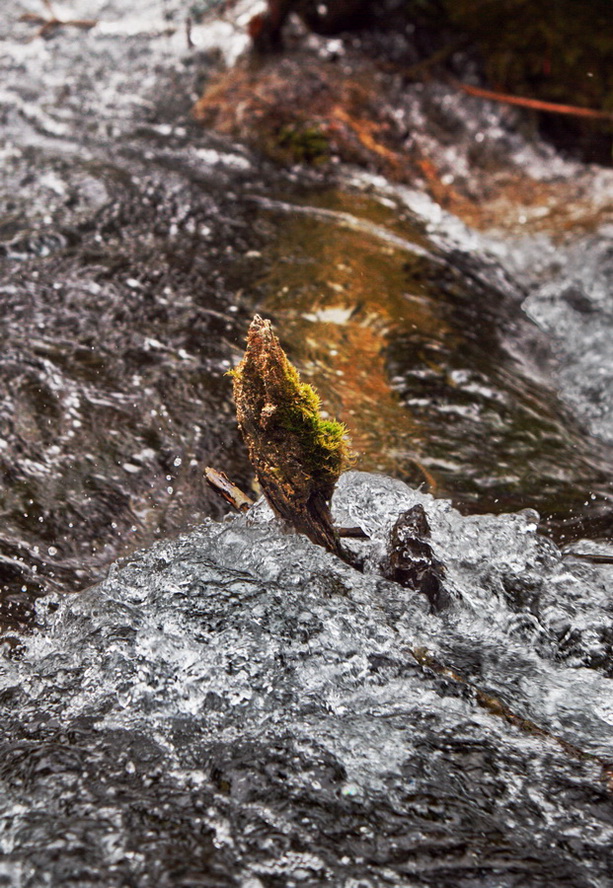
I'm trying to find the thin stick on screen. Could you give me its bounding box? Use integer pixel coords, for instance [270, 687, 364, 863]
[566, 553, 613, 565]
[205, 467, 254, 513]
[19, 7, 97, 39]
[336, 526, 369, 539]
[450, 78, 613, 121]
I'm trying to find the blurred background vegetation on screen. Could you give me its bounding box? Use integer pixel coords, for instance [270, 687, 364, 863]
[249, 0, 613, 163]
[437, 0, 613, 163]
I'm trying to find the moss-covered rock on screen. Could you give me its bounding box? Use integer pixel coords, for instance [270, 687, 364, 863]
[276, 121, 331, 164]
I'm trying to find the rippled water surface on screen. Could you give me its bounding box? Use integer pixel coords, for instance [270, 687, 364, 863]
[3, 472, 613, 887]
[0, 0, 263, 617]
[1, 0, 612, 616]
[254, 189, 613, 527]
[1, 1, 613, 884]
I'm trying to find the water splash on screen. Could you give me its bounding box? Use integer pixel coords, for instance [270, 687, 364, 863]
[2, 471, 613, 886]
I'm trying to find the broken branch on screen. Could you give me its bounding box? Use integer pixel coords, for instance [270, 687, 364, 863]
[230, 315, 352, 556]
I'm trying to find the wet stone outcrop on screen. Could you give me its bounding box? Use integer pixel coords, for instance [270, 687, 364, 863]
[382, 503, 449, 612]
[2, 471, 613, 887]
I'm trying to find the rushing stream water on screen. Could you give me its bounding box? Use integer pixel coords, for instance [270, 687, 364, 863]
[1, 0, 612, 614]
[3, 471, 613, 887]
[1, 1, 613, 885]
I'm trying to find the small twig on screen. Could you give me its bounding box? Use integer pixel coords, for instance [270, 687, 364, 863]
[336, 526, 369, 539]
[19, 5, 97, 40]
[205, 466, 369, 540]
[412, 647, 613, 786]
[450, 78, 613, 121]
[185, 16, 194, 49]
[205, 467, 253, 513]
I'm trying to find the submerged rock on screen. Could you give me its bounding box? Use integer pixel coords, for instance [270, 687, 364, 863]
[2, 471, 613, 887]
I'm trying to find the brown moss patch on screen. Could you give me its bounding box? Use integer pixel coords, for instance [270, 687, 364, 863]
[193, 52, 411, 179]
[193, 46, 613, 237]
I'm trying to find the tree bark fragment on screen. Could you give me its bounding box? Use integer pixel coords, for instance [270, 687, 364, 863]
[231, 315, 351, 557]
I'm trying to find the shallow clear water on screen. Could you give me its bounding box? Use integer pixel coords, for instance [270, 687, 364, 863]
[0, 0, 262, 615]
[253, 187, 613, 537]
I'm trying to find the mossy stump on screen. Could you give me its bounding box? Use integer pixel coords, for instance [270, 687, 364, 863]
[231, 315, 351, 556]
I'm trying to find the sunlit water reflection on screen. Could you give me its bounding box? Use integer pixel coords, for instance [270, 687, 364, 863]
[254, 189, 613, 537]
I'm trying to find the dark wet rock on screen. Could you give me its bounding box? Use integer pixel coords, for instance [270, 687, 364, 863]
[383, 503, 450, 611]
[248, 0, 371, 52]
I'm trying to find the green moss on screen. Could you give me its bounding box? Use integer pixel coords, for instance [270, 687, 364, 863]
[276, 122, 331, 165]
[230, 323, 351, 489]
[278, 401, 350, 478]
